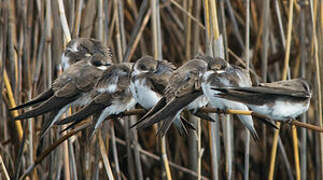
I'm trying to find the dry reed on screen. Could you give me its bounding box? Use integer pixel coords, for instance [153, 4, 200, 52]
[1, 0, 322, 179]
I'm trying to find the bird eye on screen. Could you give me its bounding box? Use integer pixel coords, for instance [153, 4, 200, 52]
[92, 60, 103, 66]
[65, 49, 71, 54]
[124, 68, 129, 73]
[140, 64, 147, 71]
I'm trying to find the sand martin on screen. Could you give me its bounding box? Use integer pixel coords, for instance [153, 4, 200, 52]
[61, 38, 112, 70]
[11, 54, 112, 136]
[56, 63, 136, 136]
[129, 56, 195, 135]
[212, 78, 312, 122]
[201, 56, 259, 140]
[131, 58, 213, 136]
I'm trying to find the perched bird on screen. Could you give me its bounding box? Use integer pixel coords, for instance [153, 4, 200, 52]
[211, 78, 312, 122]
[11, 54, 112, 137]
[129, 56, 195, 135]
[61, 38, 112, 70]
[201, 56, 259, 140]
[56, 63, 136, 136]
[131, 58, 213, 136]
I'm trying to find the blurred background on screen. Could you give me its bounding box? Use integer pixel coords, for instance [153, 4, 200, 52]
[1, 0, 323, 179]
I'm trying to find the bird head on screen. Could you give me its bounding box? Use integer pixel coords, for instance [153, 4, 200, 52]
[195, 55, 229, 72]
[132, 56, 158, 76]
[61, 38, 112, 70]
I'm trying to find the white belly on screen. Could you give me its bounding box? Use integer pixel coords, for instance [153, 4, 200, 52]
[201, 81, 225, 109]
[95, 97, 137, 129]
[130, 79, 161, 109]
[249, 100, 309, 121]
[186, 95, 208, 111]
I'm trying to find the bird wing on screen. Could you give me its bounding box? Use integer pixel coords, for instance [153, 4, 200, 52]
[57, 92, 113, 132]
[130, 96, 167, 128]
[148, 76, 167, 95]
[212, 88, 271, 105]
[134, 90, 202, 131]
[75, 64, 104, 92]
[14, 78, 82, 120]
[10, 88, 54, 111]
[14, 94, 80, 120]
[259, 79, 311, 97]
[165, 69, 201, 98]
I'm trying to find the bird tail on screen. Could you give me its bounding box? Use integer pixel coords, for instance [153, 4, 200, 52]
[10, 89, 54, 111]
[236, 114, 259, 141]
[173, 116, 188, 136]
[227, 101, 259, 141]
[156, 115, 178, 137]
[89, 109, 113, 138]
[14, 95, 78, 120]
[192, 110, 216, 122]
[39, 108, 67, 138]
[130, 97, 167, 129]
[180, 116, 196, 131]
[133, 91, 202, 130]
[58, 103, 106, 133]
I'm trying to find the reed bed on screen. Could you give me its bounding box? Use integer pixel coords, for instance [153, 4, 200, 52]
[1, 0, 323, 179]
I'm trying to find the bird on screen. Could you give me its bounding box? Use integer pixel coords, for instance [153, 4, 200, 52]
[61, 38, 113, 70]
[211, 78, 312, 122]
[201, 56, 260, 140]
[129, 56, 195, 135]
[131, 57, 215, 137]
[56, 63, 136, 137]
[11, 54, 112, 137]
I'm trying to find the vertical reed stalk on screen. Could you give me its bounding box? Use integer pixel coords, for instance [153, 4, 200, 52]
[269, 1, 299, 180]
[197, 119, 202, 180]
[57, 1, 72, 179]
[98, 130, 115, 180]
[310, 0, 323, 176]
[3, 69, 23, 140]
[110, 122, 121, 180]
[57, 0, 71, 42]
[209, 1, 232, 178]
[299, 4, 307, 179]
[244, 1, 250, 179]
[151, 0, 171, 179]
[0, 154, 10, 180]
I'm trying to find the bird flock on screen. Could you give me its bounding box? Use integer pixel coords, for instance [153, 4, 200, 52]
[12, 38, 312, 141]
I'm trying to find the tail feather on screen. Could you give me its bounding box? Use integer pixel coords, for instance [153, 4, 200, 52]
[58, 103, 106, 133]
[136, 106, 180, 130]
[253, 114, 279, 129]
[134, 91, 202, 130]
[192, 110, 216, 122]
[89, 111, 113, 138]
[14, 95, 78, 120]
[237, 114, 259, 141]
[39, 109, 64, 138]
[57, 103, 106, 125]
[173, 117, 188, 136]
[10, 89, 54, 111]
[130, 97, 167, 129]
[180, 116, 196, 130]
[250, 128, 260, 141]
[157, 115, 178, 137]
